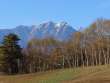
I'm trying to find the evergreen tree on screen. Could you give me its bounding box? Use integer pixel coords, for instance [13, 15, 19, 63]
[0, 33, 23, 74]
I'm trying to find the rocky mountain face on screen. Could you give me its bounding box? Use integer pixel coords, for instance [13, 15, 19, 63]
[0, 21, 76, 47]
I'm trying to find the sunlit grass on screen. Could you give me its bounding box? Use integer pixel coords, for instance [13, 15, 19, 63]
[0, 65, 110, 83]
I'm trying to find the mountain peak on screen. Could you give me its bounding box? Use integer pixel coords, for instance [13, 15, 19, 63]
[56, 21, 71, 28]
[0, 21, 77, 47]
[59, 21, 68, 25]
[40, 21, 54, 26]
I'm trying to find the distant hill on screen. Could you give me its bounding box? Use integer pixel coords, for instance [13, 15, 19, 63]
[82, 19, 110, 43]
[84, 19, 110, 36]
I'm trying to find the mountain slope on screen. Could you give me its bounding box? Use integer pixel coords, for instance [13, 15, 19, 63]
[84, 19, 110, 36]
[82, 19, 110, 43]
[0, 21, 76, 47]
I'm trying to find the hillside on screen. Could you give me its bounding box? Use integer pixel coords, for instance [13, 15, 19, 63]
[63, 65, 110, 83]
[84, 19, 110, 35]
[0, 65, 110, 83]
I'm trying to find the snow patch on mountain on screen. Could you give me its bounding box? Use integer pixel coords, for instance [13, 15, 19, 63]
[0, 21, 77, 47]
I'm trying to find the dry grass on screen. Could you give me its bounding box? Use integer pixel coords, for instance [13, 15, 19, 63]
[63, 65, 110, 83]
[0, 65, 110, 83]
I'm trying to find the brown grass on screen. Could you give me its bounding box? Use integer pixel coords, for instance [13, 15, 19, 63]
[0, 65, 110, 83]
[63, 65, 110, 83]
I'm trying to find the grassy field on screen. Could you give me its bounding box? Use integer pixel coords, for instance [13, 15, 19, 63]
[0, 65, 110, 83]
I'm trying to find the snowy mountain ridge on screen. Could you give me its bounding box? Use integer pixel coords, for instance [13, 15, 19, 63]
[0, 21, 77, 47]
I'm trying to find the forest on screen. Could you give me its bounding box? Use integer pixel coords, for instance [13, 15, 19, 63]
[0, 19, 110, 74]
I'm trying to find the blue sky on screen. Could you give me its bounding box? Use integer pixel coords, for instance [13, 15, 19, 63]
[0, 0, 110, 29]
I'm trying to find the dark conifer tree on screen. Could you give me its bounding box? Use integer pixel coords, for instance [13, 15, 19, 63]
[0, 33, 23, 74]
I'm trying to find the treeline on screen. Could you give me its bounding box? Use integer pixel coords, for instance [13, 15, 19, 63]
[0, 19, 110, 74]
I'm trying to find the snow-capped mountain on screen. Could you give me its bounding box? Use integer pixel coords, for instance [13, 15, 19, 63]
[0, 21, 76, 47]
